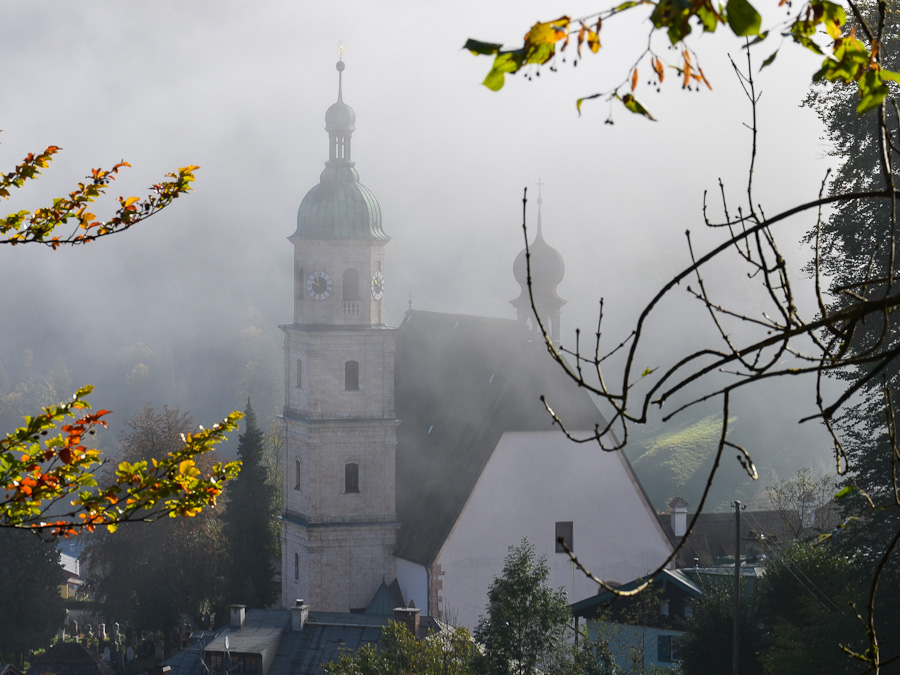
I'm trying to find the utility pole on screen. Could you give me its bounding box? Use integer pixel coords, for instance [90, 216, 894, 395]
[732, 500, 743, 675]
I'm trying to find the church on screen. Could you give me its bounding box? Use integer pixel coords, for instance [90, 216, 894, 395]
[280, 60, 673, 629]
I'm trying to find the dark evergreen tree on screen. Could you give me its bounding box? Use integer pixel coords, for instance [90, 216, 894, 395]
[222, 400, 278, 608]
[0, 529, 66, 665]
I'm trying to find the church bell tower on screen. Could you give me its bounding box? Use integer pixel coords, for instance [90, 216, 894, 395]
[281, 59, 398, 612]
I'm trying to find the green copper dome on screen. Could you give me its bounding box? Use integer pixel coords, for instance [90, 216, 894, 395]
[291, 60, 388, 242]
[293, 165, 387, 240]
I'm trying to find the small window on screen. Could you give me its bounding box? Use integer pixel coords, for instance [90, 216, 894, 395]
[345, 360, 360, 390]
[343, 268, 360, 300]
[657, 635, 678, 663]
[296, 359, 302, 389]
[345, 463, 359, 493]
[294, 552, 299, 580]
[555, 521, 574, 553]
[295, 458, 302, 490]
[295, 264, 304, 300]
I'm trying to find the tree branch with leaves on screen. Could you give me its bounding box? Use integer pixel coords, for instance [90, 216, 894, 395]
[0, 138, 241, 537]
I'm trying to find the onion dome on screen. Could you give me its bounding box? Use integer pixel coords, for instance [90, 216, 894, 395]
[512, 194, 565, 291]
[511, 188, 566, 343]
[291, 60, 388, 242]
[325, 61, 356, 134]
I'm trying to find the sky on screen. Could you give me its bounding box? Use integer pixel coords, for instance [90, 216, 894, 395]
[1, 1, 843, 486]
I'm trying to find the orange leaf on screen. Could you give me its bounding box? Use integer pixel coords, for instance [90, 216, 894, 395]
[652, 57, 665, 83]
[631, 68, 639, 91]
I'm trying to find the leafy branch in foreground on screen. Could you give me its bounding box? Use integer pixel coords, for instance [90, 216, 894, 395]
[0, 386, 241, 537]
[465, 0, 899, 119]
[0, 139, 198, 248]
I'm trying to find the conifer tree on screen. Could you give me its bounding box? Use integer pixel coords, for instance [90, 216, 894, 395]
[223, 400, 278, 607]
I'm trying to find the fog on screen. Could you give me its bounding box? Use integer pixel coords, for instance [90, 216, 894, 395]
[1, 1, 841, 497]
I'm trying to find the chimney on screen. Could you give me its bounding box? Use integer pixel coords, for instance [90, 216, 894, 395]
[393, 607, 421, 636]
[229, 605, 246, 629]
[668, 497, 689, 538]
[291, 599, 309, 632]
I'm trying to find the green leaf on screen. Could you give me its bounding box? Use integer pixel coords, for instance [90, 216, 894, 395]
[482, 51, 524, 91]
[621, 94, 656, 120]
[695, 4, 721, 32]
[726, 0, 762, 36]
[760, 49, 779, 70]
[575, 93, 602, 115]
[857, 70, 890, 114]
[835, 485, 856, 499]
[464, 39, 503, 55]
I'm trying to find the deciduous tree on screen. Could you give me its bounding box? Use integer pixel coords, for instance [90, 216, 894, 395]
[474, 539, 572, 675]
[86, 405, 228, 655]
[324, 621, 478, 675]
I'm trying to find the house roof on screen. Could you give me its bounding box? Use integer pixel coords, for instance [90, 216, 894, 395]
[393, 309, 610, 566]
[25, 643, 116, 675]
[191, 609, 444, 675]
[269, 612, 442, 675]
[364, 579, 406, 615]
[570, 568, 702, 618]
[657, 509, 791, 567]
[204, 609, 289, 654]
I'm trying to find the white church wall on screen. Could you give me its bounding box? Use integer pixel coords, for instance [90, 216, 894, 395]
[434, 431, 673, 630]
[396, 557, 429, 614]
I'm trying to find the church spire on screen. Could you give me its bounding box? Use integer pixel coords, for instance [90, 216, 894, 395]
[325, 58, 356, 165]
[511, 181, 566, 344]
[292, 57, 387, 242]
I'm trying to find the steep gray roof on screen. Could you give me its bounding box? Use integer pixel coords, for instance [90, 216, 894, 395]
[393, 310, 608, 566]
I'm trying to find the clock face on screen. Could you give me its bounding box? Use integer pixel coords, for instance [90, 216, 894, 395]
[371, 270, 384, 300]
[306, 271, 333, 300]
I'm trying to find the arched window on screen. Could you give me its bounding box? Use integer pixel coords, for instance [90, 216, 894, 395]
[295, 458, 302, 490]
[342, 268, 360, 301]
[345, 360, 359, 390]
[345, 463, 359, 493]
[296, 359, 302, 389]
[294, 552, 299, 580]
